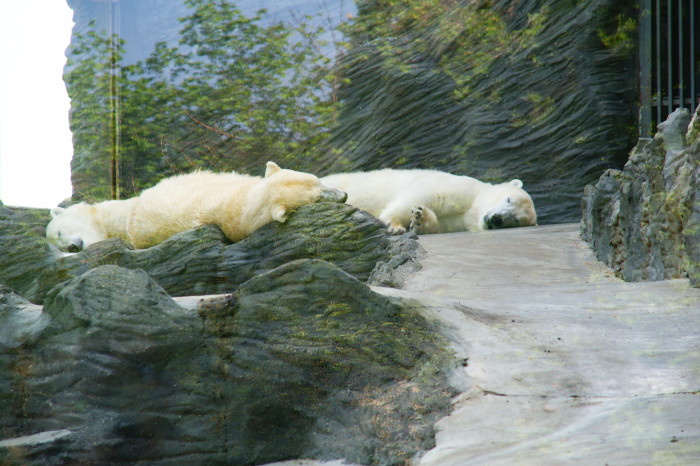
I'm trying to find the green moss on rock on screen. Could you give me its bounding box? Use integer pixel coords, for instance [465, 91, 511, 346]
[1, 260, 454, 465]
[582, 108, 700, 286]
[0, 203, 419, 303]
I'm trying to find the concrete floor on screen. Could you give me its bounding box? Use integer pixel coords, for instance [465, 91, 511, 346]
[374, 223, 700, 465]
[8, 224, 697, 464]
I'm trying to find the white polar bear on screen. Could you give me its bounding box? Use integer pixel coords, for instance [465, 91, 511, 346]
[321, 168, 537, 235]
[46, 198, 138, 252]
[46, 162, 346, 252]
[126, 161, 346, 249]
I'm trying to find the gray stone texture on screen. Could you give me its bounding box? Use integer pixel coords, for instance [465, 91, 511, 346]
[581, 108, 700, 287]
[0, 203, 420, 304]
[0, 260, 452, 465]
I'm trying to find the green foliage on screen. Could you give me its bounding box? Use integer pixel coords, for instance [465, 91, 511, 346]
[597, 15, 636, 53]
[345, 0, 545, 100]
[65, 27, 124, 200]
[66, 0, 344, 201]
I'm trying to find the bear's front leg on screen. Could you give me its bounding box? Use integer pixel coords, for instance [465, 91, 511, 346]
[410, 205, 440, 234]
[378, 208, 410, 235]
[385, 220, 407, 235]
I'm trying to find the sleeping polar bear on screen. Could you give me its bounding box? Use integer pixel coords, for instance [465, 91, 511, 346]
[126, 162, 346, 249]
[321, 168, 537, 235]
[46, 162, 346, 251]
[46, 198, 138, 252]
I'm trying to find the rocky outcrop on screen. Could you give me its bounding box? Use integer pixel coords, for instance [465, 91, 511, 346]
[0, 203, 421, 304]
[581, 108, 699, 286]
[0, 203, 449, 464]
[0, 261, 453, 465]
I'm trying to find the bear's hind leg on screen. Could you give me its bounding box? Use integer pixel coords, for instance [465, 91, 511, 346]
[410, 205, 440, 234]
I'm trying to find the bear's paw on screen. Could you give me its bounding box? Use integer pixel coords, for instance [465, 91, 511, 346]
[410, 206, 424, 233]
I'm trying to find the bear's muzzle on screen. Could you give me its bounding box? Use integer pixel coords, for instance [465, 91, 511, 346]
[484, 213, 521, 230]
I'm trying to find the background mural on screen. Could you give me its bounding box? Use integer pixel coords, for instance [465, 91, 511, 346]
[66, 0, 639, 223]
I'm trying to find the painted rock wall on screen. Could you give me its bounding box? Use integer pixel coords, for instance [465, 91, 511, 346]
[65, 0, 637, 224]
[581, 107, 699, 287]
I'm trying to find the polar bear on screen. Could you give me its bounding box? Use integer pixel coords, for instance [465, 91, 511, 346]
[321, 168, 536, 234]
[126, 161, 347, 249]
[46, 198, 138, 252]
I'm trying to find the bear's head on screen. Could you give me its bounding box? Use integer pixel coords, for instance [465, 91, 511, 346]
[261, 162, 347, 223]
[46, 203, 105, 252]
[480, 179, 537, 230]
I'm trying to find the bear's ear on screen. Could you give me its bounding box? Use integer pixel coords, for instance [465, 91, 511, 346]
[50, 206, 66, 218]
[509, 179, 523, 188]
[265, 161, 282, 178]
[271, 205, 287, 223]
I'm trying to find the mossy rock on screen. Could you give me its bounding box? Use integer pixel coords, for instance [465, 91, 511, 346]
[1, 261, 454, 465]
[0, 203, 420, 303]
[582, 108, 699, 286]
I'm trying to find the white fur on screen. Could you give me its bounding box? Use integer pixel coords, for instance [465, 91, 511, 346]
[322, 169, 537, 234]
[126, 162, 346, 249]
[46, 162, 346, 251]
[46, 198, 138, 252]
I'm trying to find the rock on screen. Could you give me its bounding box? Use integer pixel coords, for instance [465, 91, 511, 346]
[0, 286, 48, 441]
[0, 286, 47, 349]
[367, 232, 424, 288]
[0, 203, 419, 304]
[0, 206, 56, 301]
[0, 265, 212, 464]
[0, 205, 50, 237]
[0, 261, 453, 465]
[581, 108, 699, 286]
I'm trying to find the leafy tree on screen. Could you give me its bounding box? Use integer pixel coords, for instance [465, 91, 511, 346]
[65, 27, 126, 200]
[66, 0, 342, 201]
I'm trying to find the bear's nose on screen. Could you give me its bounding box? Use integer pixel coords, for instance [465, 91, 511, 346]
[67, 239, 83, 253]
[484, 214, 504, 230]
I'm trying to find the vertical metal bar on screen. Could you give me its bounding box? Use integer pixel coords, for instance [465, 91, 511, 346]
[109, 1, 121, 199]
[640, 0, 653, 137]
[655, 0, 661, 122]
[691, 0, 696, 113]
[668, 0, 673, 115]
[678, 0, 684, 110]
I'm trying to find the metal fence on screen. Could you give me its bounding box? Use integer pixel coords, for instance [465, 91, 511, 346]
[639, 0, 699, 137]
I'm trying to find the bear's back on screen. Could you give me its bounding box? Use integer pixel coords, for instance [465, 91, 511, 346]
[140, 171, 258, 207]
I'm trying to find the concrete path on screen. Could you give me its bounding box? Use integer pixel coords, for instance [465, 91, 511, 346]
[375, 223, 700, 465]
[10, 224, 697, 465]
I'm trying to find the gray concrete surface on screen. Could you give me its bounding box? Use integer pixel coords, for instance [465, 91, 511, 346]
[375, 223, 700, 465]
[173, 223, 699, 466]
[11, 224, 696, 464]
[266, 224, 699, 465]
[183, 223, 698, 465]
